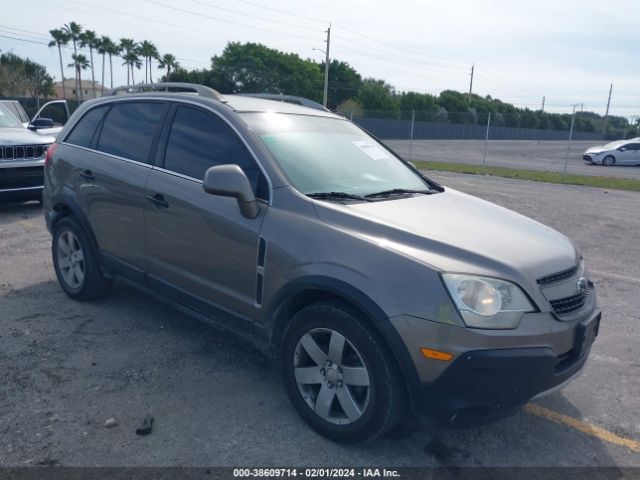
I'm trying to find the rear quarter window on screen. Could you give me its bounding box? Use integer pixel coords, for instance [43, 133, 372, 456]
[64, 106, 109, 148]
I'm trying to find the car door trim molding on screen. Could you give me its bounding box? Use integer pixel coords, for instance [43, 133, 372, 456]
[60, 143, 154, 170]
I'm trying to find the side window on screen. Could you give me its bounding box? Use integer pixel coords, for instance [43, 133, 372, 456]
[97, 102, 165, 164]
[64, 106, 108, 148]
[163, 106, 268, 199]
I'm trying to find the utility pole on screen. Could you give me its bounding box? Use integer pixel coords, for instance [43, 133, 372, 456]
[468, 63, 474, 102]
[563, 104, 579, 173]
[322, 24, 331, 108]
[602, 83, 613, 134]
[580, 103, 583, 113]
[541, 96, 545, 112]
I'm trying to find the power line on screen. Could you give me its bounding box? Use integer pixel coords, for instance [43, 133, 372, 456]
[185, 0, 322, 33]
[142, 0, 322, 42]
[231, 0, 329, 25]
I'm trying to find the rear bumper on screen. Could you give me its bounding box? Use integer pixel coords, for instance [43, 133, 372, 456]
[407, 311, 601, 427]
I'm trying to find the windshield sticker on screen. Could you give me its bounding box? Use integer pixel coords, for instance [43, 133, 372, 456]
[352, 141, 389, 160]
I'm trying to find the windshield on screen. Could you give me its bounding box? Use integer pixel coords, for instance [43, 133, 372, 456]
[242, 112, 432, 196]
[603, 140, 626, 149]
[0, 104, 23, 128]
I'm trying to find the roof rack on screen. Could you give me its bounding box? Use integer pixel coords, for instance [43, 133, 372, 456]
[240, 93, 329, 112]
[107, 82, 225, 101]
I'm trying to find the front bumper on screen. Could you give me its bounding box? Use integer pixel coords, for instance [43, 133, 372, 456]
[394, 309, 601, 427]
[0, 160, 44, 201]
[583, 153, 602, 164]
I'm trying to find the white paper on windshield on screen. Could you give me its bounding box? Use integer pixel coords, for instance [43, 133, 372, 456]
[352, 140, 389, 160]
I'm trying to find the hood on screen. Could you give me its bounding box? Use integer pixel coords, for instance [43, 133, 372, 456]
[0, 127, 55, 145]
[313, 188, 578, 283]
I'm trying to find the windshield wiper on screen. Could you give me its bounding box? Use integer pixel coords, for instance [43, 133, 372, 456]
[307, 192, 372, 202]
[364, 188, 436, 199]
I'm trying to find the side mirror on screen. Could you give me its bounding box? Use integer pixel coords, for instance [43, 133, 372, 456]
[29, 117, 55, 130]
[203, 164, 260, 219]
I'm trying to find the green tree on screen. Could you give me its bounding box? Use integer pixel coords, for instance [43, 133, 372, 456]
[0, 52, 54, 98]
[399, 91, 438, 121]
[139, 40, 159, 83]
[158, 53, 180, 79]
[356, 78, 399, 117]
[119, 38, 138, 85]
[48, 29, 69, 99]
[335, 98, 363, 119]
[63, 22, 83, 100]
[210, 42, 323, 101]
[99, 37, 119, 89]
[79, 30, 99, 98]
[319, 60, 362, 110]
[67, 53, 90, 101]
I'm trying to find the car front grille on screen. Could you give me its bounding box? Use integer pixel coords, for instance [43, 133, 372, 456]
[582, 154, 592, 161]
[537, 261, 594, 319]
[0, 144, 48, 161]
[537, 265, 579, 286]
[0, 166, 44, 190]
[549, 290, 590, 315]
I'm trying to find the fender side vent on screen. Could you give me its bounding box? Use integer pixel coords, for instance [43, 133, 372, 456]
[257, 237, 267, 267]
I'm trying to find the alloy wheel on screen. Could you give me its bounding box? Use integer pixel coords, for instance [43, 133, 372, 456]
[293, 328, 371, 425]
[56, 230, 85, 289]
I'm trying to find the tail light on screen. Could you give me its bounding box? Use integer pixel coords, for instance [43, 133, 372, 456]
[44, 143, 58, 168]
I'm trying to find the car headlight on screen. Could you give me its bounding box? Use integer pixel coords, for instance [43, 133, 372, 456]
[442, 274, 536, 329]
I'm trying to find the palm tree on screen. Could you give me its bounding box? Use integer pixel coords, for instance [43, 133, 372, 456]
[158, 53, 179, 80]
[63, 22, 83, 101]
[119, 38, 137, 85]
[68, 54, 90, 102]
[48, 29, 69, 100]
[100, 38, 119, 89]
[139, 41, 157, 83]
[122, 50, 142, 85]
[79, 30, 99, 98]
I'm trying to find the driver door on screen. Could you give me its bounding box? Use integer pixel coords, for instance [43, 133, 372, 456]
[29, 100, 70, 137]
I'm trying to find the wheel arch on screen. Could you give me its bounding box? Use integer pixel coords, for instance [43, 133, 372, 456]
[49, 194, 101, 260]
[263, 276, 421, 387]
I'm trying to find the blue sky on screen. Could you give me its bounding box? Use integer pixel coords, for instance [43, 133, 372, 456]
[1, 0, 638, 118]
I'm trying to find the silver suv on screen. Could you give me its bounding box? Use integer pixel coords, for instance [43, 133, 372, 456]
[43, 83, 601, 443]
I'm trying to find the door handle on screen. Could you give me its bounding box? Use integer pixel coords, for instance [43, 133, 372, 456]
[79, 169, 94, 181]
[146, 193, 170, 209]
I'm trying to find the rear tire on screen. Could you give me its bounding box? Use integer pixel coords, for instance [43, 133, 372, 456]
[52, 216, 112, 301]
[281, 301, 404, 443]
[603, 155, 615, 166]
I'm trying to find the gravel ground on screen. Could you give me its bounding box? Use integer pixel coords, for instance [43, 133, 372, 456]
[1, 173, 639, 467]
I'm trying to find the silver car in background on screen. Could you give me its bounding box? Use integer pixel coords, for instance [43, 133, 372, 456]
[583, 138, 640, 166]
[0, 104, 55, 202]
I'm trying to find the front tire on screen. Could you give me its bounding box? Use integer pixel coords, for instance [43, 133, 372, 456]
[603, 155, 615, 166]
[52, 216, 112, 301]
[281, 301, 404, 443]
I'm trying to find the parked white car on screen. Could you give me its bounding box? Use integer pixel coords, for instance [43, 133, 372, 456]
[583, 138, 640, 166]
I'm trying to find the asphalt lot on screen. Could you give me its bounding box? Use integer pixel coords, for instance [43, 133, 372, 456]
[1, 173, 639, 467]
[385, 140, 640, 179]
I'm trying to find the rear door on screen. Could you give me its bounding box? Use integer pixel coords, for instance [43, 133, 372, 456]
[144, 103, 269, 333]
[64, 100, 169, 276]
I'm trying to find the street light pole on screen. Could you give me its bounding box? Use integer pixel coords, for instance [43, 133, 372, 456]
[563, 104, 579, 173]
[323, 24, 331, 108]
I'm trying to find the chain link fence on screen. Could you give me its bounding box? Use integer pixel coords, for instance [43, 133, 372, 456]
[339, 110, 640, 179]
